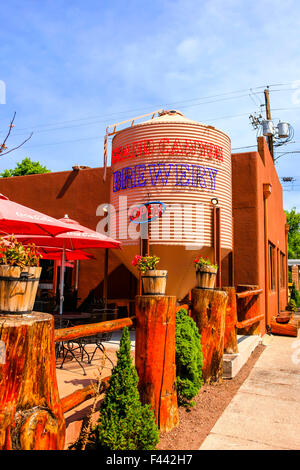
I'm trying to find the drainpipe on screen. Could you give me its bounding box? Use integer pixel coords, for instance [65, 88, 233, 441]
[213, 206, 221, 287]
[285, 224, 289, 305]
[263, 183, 272, 334]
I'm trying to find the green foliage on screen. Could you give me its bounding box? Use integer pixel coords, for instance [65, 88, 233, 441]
[286, 299, 297, 312]
[194, 255, 218, 270]
[290, 283, 300, 308]
[0, 157, 50, 177]
[0, 235, 42, 267]
[285, 207, 300, 259]
[131, 254, 160, 273]
[175, 308, 203, 407]
[96, 327, 159, 450]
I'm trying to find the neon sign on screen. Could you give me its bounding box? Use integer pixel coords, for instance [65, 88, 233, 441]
[113, 162, 218, 193]
[112, 138, 224, 164]
[129, 201, 166, 224]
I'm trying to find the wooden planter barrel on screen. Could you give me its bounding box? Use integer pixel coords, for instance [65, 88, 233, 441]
[195, 265, 217, 289]
[141, 270, 168, 295]
[0, 265, 42, 314]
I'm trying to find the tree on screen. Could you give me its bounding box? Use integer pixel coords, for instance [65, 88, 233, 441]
[0, 112, 33, 157]
[96, 327, 159, 450]
[290, 282, 300, 308]
[285, 207, 300, 259]
[175, 308, 204, 407]
[1, 157, 50, 177]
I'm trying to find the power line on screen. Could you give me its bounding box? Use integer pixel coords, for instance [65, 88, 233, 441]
[5, 83, 293, 135]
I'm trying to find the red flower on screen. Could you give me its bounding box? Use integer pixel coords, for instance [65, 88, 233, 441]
[132, 254, 142, 266]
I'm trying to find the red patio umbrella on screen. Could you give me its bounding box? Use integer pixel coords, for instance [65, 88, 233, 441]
[13, 215, 121, 313]
[0, 194, 82, 236]
[40, 248, 96, 261]
[12, 215, 120, 249]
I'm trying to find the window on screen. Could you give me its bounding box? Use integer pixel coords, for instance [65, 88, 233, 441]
[280, 252, 285, 288]
[269, 242, 275, 291]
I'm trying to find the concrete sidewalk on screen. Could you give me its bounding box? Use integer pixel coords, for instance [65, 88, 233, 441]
[200, 333, 300, 450]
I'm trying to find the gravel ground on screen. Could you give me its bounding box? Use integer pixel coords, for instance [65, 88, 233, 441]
[156, 344, 266, 450]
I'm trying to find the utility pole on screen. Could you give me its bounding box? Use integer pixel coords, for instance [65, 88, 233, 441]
[264, 87, 274, 160]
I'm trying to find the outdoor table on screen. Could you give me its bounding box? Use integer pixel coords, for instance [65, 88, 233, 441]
[53, 312, 114, 375]
[53, 312, 91, 326]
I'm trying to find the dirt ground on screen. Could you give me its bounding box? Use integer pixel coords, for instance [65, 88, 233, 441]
[156, 344, 266, 450]
[62, 341, 266, 450]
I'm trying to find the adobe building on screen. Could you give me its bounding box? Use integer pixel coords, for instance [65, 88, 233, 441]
[0, 112, 289, 337]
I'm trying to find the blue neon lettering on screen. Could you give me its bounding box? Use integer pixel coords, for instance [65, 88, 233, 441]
[206, 167, 218, 190]
[113, 162, 219, 192]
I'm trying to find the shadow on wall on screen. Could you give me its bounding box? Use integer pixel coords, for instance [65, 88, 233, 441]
[79, 264, 137, 313]
[56, 171, 79, 199]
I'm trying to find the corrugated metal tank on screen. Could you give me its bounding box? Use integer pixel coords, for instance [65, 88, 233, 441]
[109, 110, 232, 299]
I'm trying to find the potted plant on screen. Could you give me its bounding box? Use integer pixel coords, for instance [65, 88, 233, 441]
[0, 236, 42, 314]
[194, 255, 218, 289]
[132, 254, 168, 295]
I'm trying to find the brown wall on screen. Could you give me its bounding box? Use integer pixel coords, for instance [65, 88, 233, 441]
[0, 167, 134, 308]
[232, 137, 288, 335]
[0, 138, 288, 327]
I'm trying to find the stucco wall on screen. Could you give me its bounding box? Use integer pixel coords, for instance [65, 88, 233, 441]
[232, 137, 288, 335]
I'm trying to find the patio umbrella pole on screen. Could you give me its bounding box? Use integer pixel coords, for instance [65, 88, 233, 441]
[103, 248, 108, 310]
[59, 241, 66, 315]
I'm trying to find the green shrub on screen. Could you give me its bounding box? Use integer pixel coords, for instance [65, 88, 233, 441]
[175, 308, 204, 407]
[96, 327, 159, 450]
[290, 283, 300, 308]
[286, 298, 297, 312]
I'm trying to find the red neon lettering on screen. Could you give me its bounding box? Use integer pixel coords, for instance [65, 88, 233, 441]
[123, 144, 132, 160]
[171, 139, 184, 155]
[143, 140, 155, 156]
[205, 143, 214, 159]
[132, 140, 142, 158]
[159, 138, 169, 154]
[184, 139, 197, 156]
[196, 141, 205, 157]
[214, 145, 223, 162]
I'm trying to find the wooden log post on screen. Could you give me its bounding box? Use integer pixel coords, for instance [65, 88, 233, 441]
[135, 295, 178, 433]
[222, 287, 238, 354]
[236, 285, 262, 335]
[0, 312, 65, 450]
[191, 288, 228, 383]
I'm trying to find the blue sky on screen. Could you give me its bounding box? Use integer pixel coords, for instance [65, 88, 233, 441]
[0, 0, 299, 210]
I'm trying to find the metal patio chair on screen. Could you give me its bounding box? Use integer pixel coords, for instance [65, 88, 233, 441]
[54, 317, 88, 375]
[75, 309, 115, 368]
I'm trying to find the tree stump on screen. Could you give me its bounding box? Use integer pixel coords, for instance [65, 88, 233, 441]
[0, 312, 65, 450]
[222, 287, 238, 354]
[191, 288, 228, 383]
[135, 295, 178, 433]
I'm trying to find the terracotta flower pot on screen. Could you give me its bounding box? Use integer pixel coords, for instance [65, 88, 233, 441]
[141, 270, 168, 295]
[0, 265, 42, 314]
[195, 265, 217, 289]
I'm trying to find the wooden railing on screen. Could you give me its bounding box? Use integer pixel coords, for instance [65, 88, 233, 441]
[236, 288, 263, 299]
[56, 316, 135, 413]
[54, 316, 135, 342]
[236, 286, 263, 333]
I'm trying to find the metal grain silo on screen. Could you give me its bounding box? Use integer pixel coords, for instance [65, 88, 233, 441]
[109, 110, 232, 299]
